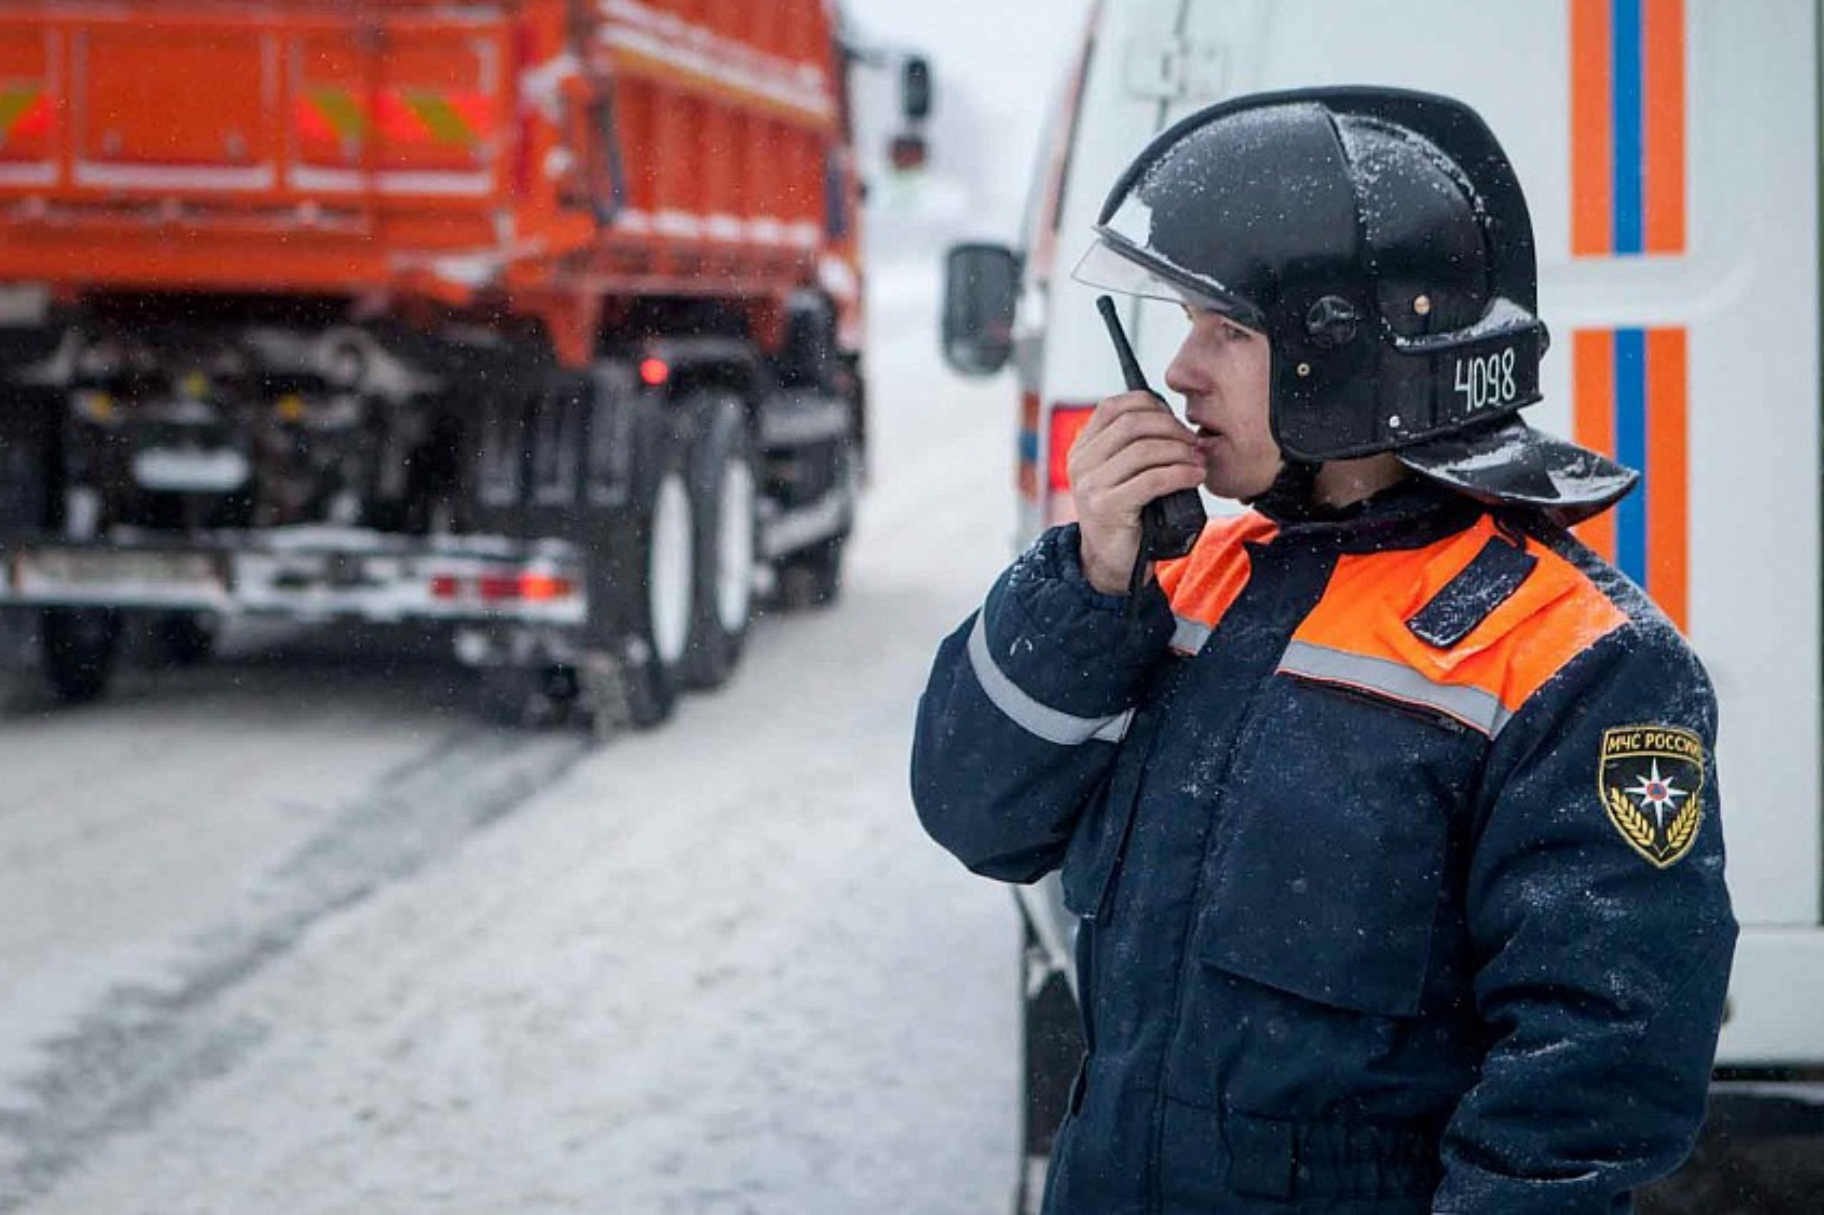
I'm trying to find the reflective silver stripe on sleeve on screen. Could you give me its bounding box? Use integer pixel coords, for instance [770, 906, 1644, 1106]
[966, 616, 1134, 745]
[1277, 640, 1512, 738]
[1171, 615, 1212, 655]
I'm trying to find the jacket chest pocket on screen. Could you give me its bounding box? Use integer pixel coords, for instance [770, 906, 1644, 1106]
[1195, 672, 1486, 1018]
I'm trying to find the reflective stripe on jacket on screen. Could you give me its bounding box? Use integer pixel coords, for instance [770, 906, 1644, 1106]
[911, 482, 1736, 1214]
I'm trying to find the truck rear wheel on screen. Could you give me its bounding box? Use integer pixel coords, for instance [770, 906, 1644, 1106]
[680, 392, 757, 689]
[620, 449, 694, 729]
[1018, 912, 1085, 1213]
[40, 608, 122, 705]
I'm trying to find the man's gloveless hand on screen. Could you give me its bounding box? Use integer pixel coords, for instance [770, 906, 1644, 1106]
[1067, 391, 1205, 595]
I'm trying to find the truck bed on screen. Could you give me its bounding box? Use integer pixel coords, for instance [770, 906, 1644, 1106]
[0, 0, 853, 324]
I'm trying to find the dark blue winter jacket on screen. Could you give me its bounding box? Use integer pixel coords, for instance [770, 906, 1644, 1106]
[912, 482, 1735, 1213]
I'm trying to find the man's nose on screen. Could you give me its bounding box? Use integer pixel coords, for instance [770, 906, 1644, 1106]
[1164, 341, 1204, 398]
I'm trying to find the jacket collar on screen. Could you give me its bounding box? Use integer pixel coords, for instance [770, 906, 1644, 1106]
[1256, 476, 1482, 555]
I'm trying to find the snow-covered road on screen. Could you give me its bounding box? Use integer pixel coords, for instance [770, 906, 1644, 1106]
[0, 260, 1024, 1214]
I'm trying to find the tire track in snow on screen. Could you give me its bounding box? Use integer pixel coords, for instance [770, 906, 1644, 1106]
[0, 725, 593, 1212]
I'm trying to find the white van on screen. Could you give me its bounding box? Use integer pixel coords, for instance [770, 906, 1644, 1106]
[943, 0, 1824, 1207]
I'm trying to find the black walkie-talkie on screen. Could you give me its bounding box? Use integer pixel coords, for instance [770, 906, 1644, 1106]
[1095, 296, 1205, 608]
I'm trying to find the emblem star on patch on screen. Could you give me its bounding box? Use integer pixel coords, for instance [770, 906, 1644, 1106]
[1598, 726, 1707, 869]
[1626, 760, 1689, 827]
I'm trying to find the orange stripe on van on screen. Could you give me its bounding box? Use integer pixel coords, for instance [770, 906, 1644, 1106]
[1646, 327, 1689, 631]
[1642, 0, 1687, 254]
[1291, 516, 1630, 714]
[1158, 512, 1278, 629]
[1573, 329, 1618, 560]
[1570, 0, 1614, 257]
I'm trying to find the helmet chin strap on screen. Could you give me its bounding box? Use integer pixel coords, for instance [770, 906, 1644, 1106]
[1243, 458, 1322, 521]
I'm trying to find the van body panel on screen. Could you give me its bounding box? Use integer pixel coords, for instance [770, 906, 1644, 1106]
[1018, 0, 1187, 534]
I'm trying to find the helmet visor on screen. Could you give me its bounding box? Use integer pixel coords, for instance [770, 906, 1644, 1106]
[1071, 231, 1267, 332]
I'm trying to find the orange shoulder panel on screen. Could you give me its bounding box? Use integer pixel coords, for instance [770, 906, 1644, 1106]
[1290, 515, 1631, 713]
[1157, 511, 1278, 628]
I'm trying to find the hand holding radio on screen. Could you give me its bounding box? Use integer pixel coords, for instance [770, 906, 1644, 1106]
[1068, 298, 1208, 597]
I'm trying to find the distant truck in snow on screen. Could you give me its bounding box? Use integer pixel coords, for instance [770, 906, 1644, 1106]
[0, 0, 927, 727]
[943, 0, 1824, 1208]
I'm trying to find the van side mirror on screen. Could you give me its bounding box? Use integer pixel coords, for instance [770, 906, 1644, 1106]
[942, 243, 1020, 377]
[901, 56, 932, 122]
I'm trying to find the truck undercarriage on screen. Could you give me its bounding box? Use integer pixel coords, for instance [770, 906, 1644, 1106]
[0, 298, 861, 725]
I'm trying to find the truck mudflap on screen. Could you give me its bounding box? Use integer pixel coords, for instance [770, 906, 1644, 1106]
[0, 528, 587, 627]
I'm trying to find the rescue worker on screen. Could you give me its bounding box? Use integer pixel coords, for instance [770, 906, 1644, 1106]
[911, 88, 1736, 1213]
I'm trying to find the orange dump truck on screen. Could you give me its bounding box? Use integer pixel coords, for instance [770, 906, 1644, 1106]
[0, 0, 916, 722]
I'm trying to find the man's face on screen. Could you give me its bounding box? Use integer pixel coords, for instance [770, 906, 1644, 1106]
[1164, 308, 1282, 500]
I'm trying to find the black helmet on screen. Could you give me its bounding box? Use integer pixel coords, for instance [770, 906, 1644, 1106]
[1075, 86, 1633, 524]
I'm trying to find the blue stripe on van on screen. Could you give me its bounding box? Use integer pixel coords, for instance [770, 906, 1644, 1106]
[1611, 0, 1645, 254]
[1614, 328, 1648, 583]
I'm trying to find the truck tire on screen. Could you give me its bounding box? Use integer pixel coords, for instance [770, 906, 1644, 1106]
[41, 608, 122, 704]
[680, 392, 757, 689]
[1017, 913, 1085, 1214]
[620, 438, 694, 729]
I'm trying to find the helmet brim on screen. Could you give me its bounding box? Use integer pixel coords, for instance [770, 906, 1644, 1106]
[1396, 416, 1637, 526]
[1071, 232, 1268, 332]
